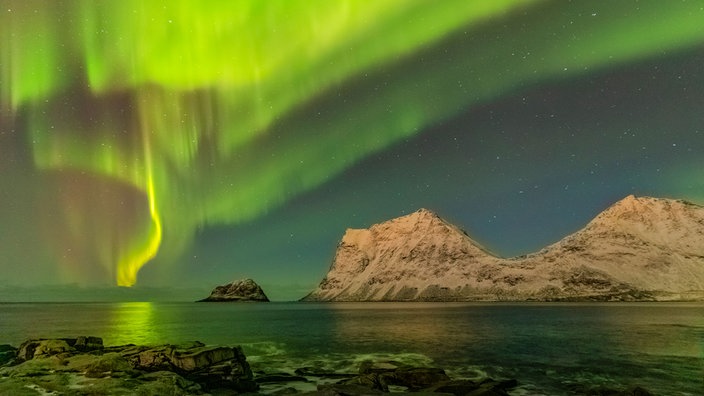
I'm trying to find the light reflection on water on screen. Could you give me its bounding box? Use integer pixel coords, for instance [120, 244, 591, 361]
[0, 302, 702, 395]
[108, 302, 156, 345]
[329, 303, 454, 345]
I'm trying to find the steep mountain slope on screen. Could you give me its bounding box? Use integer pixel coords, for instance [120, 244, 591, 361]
[302, 196, 704, 301]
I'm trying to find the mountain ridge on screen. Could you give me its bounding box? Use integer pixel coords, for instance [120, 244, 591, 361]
[302, 195, 704, 301]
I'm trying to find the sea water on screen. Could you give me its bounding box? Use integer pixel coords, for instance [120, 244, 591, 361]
[1, 302, 702, 395]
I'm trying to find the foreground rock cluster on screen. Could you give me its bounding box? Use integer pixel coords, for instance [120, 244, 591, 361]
[261, 360, 521, 395]
[0, 337, 655, 395]
[0, 336, 256, 395]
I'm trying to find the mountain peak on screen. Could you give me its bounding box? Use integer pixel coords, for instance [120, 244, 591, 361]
[591, 195, 701, 227]
[618, 194, 638, 204]
[400, 208, 441, 223]
[608, 194, 699, 209]
[599, 194, 650, 217]
[614, 194, 653, 206]
[303, 196, 704, 302]
[400, 207, 460, 227]
[414, 207, 437, 215]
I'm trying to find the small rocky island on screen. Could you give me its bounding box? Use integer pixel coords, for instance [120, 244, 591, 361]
[198, 278, 270, 302]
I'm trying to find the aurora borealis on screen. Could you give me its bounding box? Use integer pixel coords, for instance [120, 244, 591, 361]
[1, 1, 703, 299]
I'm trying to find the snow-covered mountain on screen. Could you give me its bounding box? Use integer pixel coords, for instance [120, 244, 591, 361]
[302, 195, 704, 301]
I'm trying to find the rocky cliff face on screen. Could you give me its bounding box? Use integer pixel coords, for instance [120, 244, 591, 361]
[302, 196, 704, 301]
[199, 278, 270, 302]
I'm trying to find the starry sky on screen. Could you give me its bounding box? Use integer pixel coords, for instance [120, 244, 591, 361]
[1, 0, 703, 301]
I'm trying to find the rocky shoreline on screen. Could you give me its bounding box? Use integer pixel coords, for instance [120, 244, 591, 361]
[0, 336, 654, 395]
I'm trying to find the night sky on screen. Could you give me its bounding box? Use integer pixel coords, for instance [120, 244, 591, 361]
[1, 1, 703, 300]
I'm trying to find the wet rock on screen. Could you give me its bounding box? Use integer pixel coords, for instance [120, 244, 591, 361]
[471, 378, 518, 394]
[318, 361, 516, 396]
[256, 372, 309, 383]
[391, 367, 450, 390]
[316, 382, 386, 395]
[125, 345, 175, 371]
[17, 338, 71, 360]
[123, 343, 257, 392]
[295, 367, 357, 379]
[566, 383, 655, 396]
[140, 370, 201, 393]
[0, 345, 16, 366]
[341, 372, 389, 392]
[464, 385, 510, 396]
[623, 386, 655, 396]
[16, 336, 104, 361]
[77, 352, 135, 378]
[443, 378, 516, 396]
[185, 356, 258, 393]
[423, 379, 481, 395]
[272, 386, 303, 394]
[74, 335, 104, 352]
[170, 345, 238, 372]
[358, 359, 410, 374]
[356, 361, 450, 391]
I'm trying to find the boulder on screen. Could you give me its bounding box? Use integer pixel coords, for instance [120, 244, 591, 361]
[16, 336, 104, 361]
[186, 358, 258, 392]
[126, 345, 176, 372]
[341, 372, 389, 392]
[120, 342, 256, 392]
[17, 339, 71, 360]
[356, 360, 450, 391]
[391, 367, 450, 390]
[170, 345, 237, 372]
[74, 335, 104, 351]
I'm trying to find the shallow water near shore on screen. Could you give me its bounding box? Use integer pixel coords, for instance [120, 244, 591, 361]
[1, 302, 702, 395]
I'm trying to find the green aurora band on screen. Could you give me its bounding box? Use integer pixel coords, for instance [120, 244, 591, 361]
[1, 0, 703, 286]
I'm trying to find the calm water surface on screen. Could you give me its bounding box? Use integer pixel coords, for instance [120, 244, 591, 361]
[1, 302, 702, 395]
